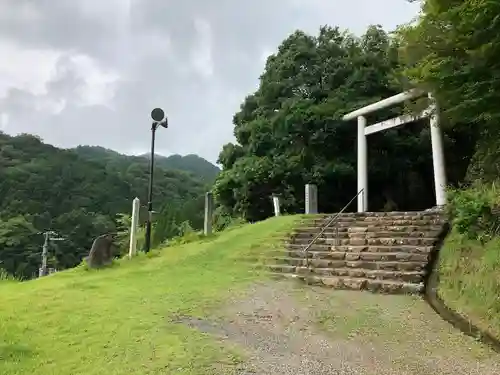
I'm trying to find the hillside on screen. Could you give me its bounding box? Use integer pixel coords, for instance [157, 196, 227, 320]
[434, 183, 500, 340]
[0, 217, 300, 375]
[74, 146, 220, 183]
[144, 153, 220, 183]
[1, 216, 497, 375]
[0, 132, 207, 279]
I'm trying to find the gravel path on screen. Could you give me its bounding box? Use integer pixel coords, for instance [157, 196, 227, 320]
[178, 280, 500, 374]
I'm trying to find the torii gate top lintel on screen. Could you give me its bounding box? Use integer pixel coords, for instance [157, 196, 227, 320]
[342, 89, 425, 121]
[341, 89, 446, 213]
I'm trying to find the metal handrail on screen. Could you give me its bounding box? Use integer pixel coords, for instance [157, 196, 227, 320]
[303, 189, 365, 267]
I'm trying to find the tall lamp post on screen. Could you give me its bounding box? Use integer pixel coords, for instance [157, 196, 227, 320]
[144, 107, 168, 253]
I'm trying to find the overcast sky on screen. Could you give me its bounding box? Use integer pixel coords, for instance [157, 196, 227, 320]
[0, 0, 420, 164]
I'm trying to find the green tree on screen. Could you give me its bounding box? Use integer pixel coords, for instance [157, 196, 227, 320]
[0, 216, 40, 279]
[398, 0, 500, 182]
[214, 25, 444, 221]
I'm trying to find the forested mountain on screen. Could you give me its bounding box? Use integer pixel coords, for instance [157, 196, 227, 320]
[142, 153, 220, 182]
[74, 146, 220, 182]
[0, 133, 208, 279]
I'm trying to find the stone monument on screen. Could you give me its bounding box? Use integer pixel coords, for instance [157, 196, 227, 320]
[305, 184, 318, 214]
[86, 233, 115, 268]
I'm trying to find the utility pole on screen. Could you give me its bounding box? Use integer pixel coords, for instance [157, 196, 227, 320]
[39, 232, 49, 278]
[39, 231, 64, 278]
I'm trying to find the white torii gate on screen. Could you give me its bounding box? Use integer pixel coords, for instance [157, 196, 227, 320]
[342, 89, 447, 213]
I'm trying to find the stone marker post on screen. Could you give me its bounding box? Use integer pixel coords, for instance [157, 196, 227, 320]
[128, 197, 140, 258]
[204, 192, 214, 235]
[272, 194, 281, 216]
[305, 184, 318, 214]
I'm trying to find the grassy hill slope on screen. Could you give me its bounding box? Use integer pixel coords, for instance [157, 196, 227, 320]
[0, 216, 301, 375]
[436, 184, 500, 340]
[2, 215, 499, 374]
[437, 231, 500, 338]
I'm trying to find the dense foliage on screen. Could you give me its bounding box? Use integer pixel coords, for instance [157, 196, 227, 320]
[398, 0, 500, 182]
[214, 24, 473, 221]
[446, 183, 500, 241]
[0, 133, 215, 279]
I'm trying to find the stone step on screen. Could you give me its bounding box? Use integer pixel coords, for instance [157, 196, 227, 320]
[306, 210, 442, 218]
[330, 245, 434, 253]
[269, 273, 424, 294]
[290, 230, 442, 239]
[293, 225, 444, 234]
[262, 257, 426, 272]
[247, 251, 428, 266]
[304, 213, 442, 219]
[288, 237, 438, 246]
[273, 251, 429, 263]
[303, 219, 444, 228]
[281, 244, 434, 254]
[296, 266, 425, 283]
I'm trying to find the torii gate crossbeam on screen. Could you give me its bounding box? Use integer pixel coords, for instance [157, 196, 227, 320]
[342, 89, 447, 213]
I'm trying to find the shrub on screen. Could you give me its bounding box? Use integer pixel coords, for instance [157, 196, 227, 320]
[446, 182, 500, 241]
[213, 207, 247, 232]
[0, 268, 18, 283]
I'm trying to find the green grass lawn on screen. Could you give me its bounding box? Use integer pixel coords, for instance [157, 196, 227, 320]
[0, 216, 301, 375]
[437, 230, 500, 338]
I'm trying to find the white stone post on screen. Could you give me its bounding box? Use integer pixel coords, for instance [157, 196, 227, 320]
[128, 197, 140, 258]
[428, 95, 447, 206]
[305, 184, 318, 214]
[357, 115, 368, 212]
[272, 195, 281, 216]
[204, 192, 213, 235]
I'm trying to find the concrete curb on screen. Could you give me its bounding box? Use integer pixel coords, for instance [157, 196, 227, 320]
[423, 223, 500, 353]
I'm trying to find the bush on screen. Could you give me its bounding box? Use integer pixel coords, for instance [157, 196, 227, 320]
[446, 182, 500, 241]
[0, 268, 17, 283]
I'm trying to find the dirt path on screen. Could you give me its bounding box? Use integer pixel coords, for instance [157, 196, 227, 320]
[179, 280, 500, 374]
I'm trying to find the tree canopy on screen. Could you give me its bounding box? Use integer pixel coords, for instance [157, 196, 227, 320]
[213, 24, 474, 221]
[398, 0, 500, 181]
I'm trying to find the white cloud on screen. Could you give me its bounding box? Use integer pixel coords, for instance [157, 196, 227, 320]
[0, 0, 420, 163]
[0, 38, 61, 98]
[34, 98, 66, 114]
[0, 112, 9, 130]
[190, 17, 214, 79]
[69, 54, 121, 107]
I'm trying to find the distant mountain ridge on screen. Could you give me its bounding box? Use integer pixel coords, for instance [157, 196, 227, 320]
[139, 153, 220, 182]
[74, 146, 220, 182]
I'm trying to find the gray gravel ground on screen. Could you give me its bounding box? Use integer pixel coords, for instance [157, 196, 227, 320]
[178, 280, 500, 374]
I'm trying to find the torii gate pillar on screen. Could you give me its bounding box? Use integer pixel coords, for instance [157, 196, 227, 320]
[344, 90, 447, 212]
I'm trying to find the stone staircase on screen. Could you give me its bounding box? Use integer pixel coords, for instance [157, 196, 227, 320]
[264, 211, 446, 294]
